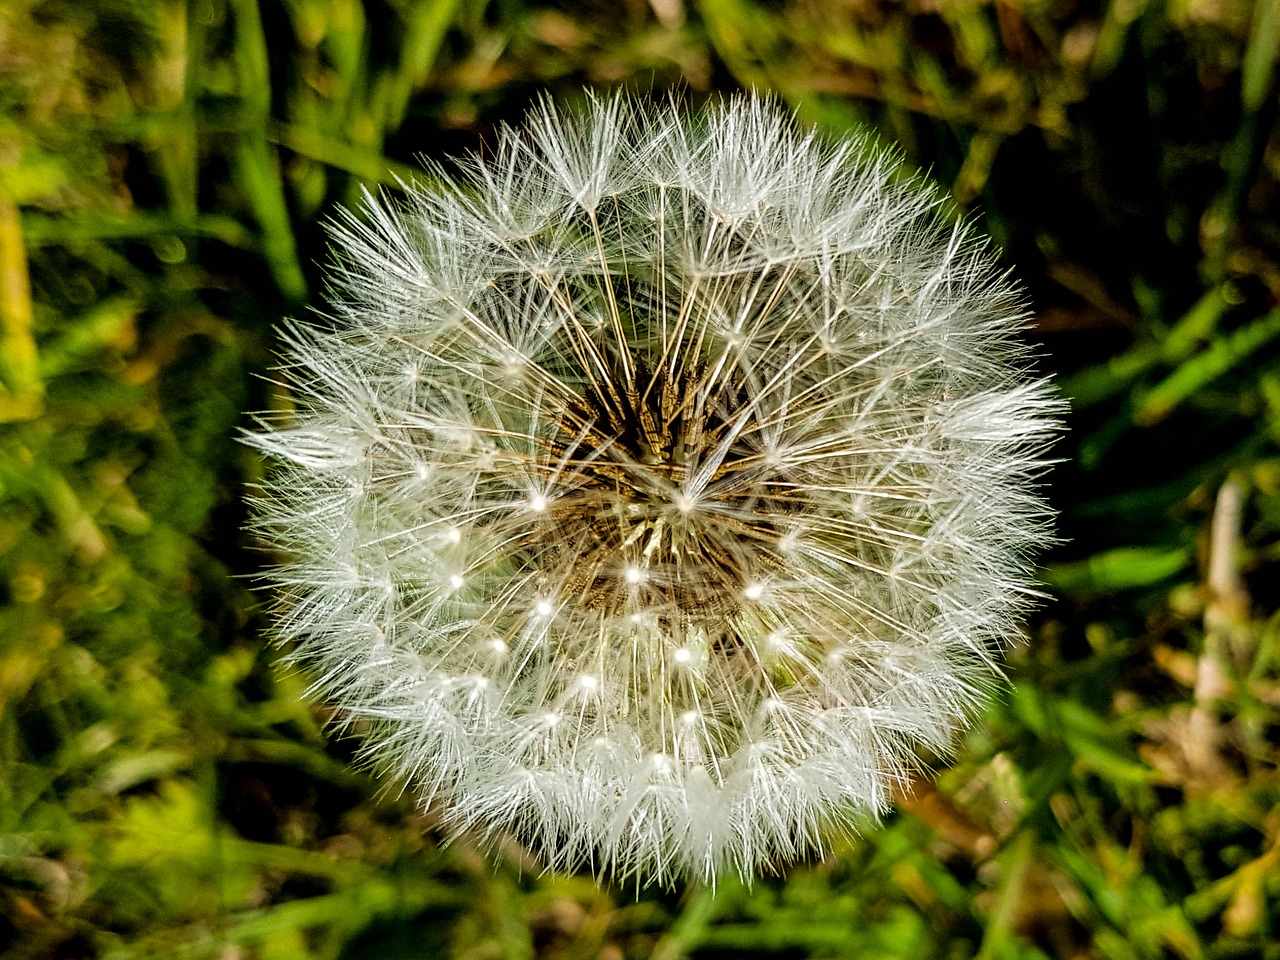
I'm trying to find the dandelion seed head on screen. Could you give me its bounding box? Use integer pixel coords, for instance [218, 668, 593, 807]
[246, 91, 1062, 887]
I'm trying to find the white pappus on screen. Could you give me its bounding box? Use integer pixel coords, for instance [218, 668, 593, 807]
[245, 92, 1062, 886]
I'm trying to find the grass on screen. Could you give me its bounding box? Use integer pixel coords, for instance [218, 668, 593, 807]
[2, 0, 1279, 957]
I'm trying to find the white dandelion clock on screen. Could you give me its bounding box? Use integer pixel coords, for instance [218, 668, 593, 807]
[246, 92, 1062, 886]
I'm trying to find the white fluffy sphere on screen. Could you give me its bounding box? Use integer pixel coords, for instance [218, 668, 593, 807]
[247, 93, 1061, 885]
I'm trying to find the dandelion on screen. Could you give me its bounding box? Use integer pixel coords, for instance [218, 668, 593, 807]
[246, 92, 1061, 886]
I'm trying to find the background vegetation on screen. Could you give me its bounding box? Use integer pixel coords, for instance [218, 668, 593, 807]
[3, 0, 1279, 956]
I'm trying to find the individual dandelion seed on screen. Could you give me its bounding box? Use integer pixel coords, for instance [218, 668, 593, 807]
[245, 91, 1063, 887]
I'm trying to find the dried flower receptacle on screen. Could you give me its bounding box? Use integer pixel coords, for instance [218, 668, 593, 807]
[247, 93, 1061, 885]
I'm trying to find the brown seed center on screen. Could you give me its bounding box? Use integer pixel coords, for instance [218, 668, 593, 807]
[527, 357, 793, 624]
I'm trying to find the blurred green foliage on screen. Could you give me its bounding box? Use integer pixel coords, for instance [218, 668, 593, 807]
[2, 0, 1279, 957]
